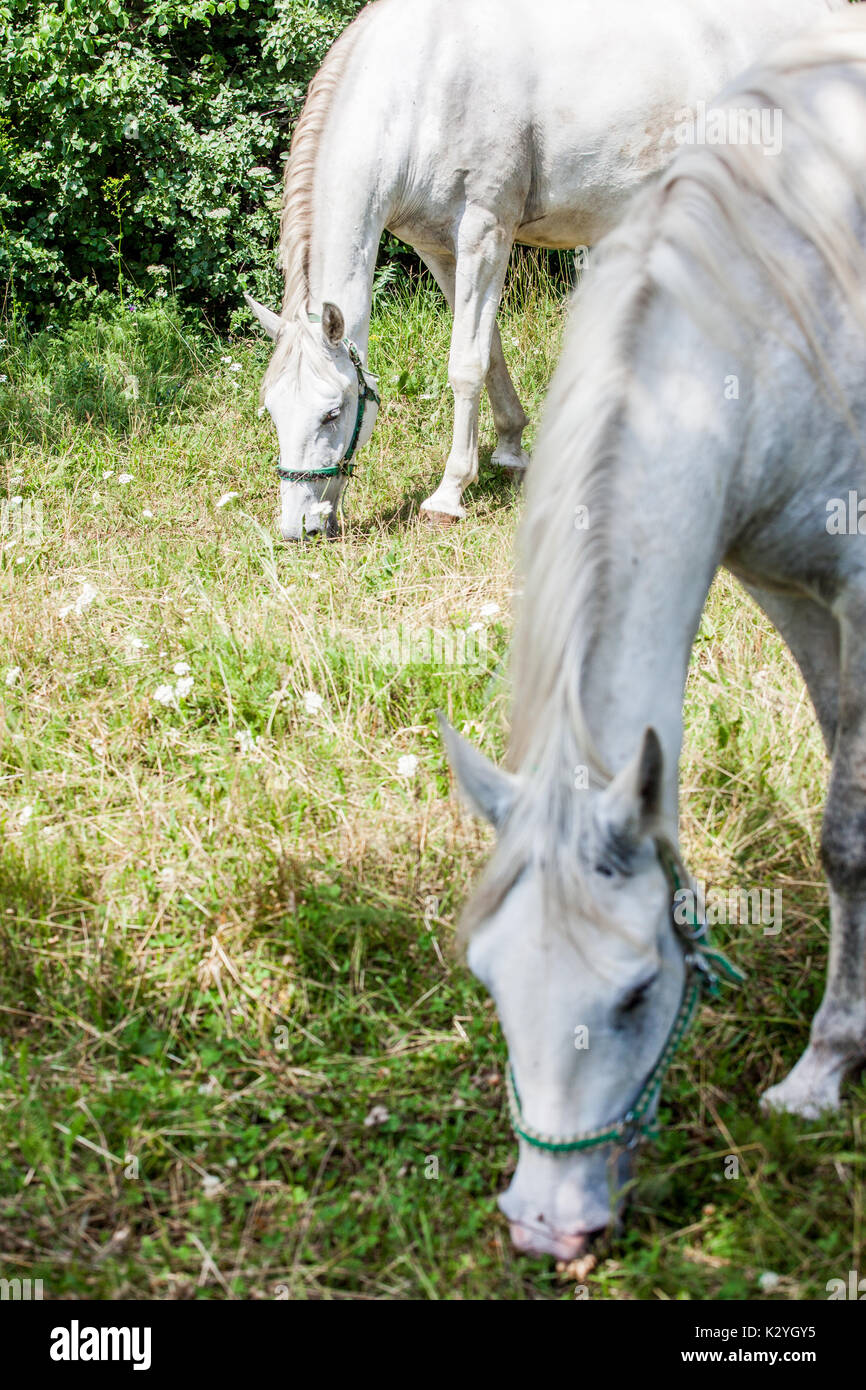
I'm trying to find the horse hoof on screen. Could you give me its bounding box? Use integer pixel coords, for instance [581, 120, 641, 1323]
[420, 509, 461, 527]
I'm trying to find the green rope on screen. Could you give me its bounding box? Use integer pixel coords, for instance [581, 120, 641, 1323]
[505, 838, 744, 1155]
[277, 321, 379, 483]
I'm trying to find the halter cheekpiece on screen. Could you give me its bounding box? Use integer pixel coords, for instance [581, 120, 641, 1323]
[505, 839, 745, 1155]
[276, 315, 380, 483]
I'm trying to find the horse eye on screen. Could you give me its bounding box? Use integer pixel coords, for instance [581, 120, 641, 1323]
[619, 978, 656, 1014]
[594, 862, 614, 878]
[322, 406, 341, 425]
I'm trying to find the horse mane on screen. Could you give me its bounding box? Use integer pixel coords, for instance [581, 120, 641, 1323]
[260, 4, 380, 396]
[459, 8, 866, 945]
[277, 1, 379, 323]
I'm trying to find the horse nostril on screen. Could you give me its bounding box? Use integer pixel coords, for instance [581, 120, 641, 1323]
[536, 1213, 546, 1224]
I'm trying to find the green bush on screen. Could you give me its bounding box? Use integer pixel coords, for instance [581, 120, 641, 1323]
[0, 0, 364, 325]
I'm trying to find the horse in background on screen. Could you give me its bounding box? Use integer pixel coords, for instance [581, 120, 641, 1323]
[245, 0, 843, 537]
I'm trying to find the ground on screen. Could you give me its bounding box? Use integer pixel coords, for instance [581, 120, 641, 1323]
[1, 259, 863, 1299]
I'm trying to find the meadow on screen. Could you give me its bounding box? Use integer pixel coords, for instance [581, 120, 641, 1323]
[1, 258, 863, 1300]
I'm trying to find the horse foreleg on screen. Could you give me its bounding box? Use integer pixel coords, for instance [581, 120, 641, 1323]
[420, 209, 513, 521]
[420, 250, 528, 477]
[757, 591, 866, 1119]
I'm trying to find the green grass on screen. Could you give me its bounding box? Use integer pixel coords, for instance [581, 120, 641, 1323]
[1, 260, 863, 1300]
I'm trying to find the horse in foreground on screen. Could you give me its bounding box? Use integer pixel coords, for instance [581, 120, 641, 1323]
[245, 0, 842, 538]
[441, 9, 866, 1260]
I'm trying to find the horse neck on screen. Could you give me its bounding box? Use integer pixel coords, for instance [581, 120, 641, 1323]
[305, 108, 393, 357]
[529, 308, 746, 827]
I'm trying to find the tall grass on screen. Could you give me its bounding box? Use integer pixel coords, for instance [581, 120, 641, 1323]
[0, 256, 862, 1300]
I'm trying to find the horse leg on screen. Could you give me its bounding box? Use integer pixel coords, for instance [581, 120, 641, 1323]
[420, 250, 529, 476]
[752, 589, 866, 1118]
[488, 323, 530, 473]
[420, 208, 513, 521]
[740, 583, 839, 749]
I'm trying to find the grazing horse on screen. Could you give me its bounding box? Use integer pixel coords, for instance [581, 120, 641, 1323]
[441, 8, 866, 1260]
[245, 0, 843, 538]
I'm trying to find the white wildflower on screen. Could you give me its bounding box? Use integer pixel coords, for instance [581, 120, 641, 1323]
[397, 755, 418, 778]
[17, 805, 34, 829]
[479, 602, 500, 619]
[236, 729, 260, 757]
[215, 492, 239, 510]
[173, 661, 191, 677]
[59, 581, 99, 619]
[142, 509, 154, 519]
[118, 472, 134, 485]
[5, 666, 21, 688]
[152, 684, 176, 708]
[363, 1105, 390, 1128]
[303, 691, 324, 715]
[174, 675, 194, 700]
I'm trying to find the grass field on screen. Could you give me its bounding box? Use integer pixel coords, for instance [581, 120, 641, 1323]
[1, 260, 864, 1301]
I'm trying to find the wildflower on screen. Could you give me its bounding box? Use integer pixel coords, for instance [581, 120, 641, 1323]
[215, 492, 239, 510]
[229, 362, 242, 373]
[117, 473, 134, 485]
[303, 691, 323, 715]
[142, 508, 154, 519]
[364, 1105, 390, 1128]
[397, 754, 418, 778]
[5, 666, 21, 688]
[59, 581, 99, 619]
[479, 601, 500, 619]
[236, 729, 259, 757]
[17, 805, 34, 829]
[152, 685, 176, 707]
[173, 661, 191, 677]
[174, 675, 194, 700]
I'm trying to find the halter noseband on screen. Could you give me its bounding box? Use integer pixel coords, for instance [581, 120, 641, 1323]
[505, 839, 745, 1155]
[276, 319, 380, 484]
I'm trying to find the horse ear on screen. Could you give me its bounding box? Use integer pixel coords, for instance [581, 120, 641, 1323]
[321, 302, 345, 346]
[596, 727, 663, 860]
[437, 713, 519, 830]
[244, 293, 284, 341]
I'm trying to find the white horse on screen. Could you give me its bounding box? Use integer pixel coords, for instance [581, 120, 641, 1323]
[441, 8, 866, 1260]
[245, 0, 842, 538]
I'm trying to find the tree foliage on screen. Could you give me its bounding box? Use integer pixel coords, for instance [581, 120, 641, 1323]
[0, 0, 365, 323]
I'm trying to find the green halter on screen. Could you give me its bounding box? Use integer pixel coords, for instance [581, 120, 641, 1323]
[276, 319, 380, 483]
[505, 839, 745, 1155]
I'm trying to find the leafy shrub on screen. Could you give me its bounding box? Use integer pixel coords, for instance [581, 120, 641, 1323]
[0, 0, 364, 325]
